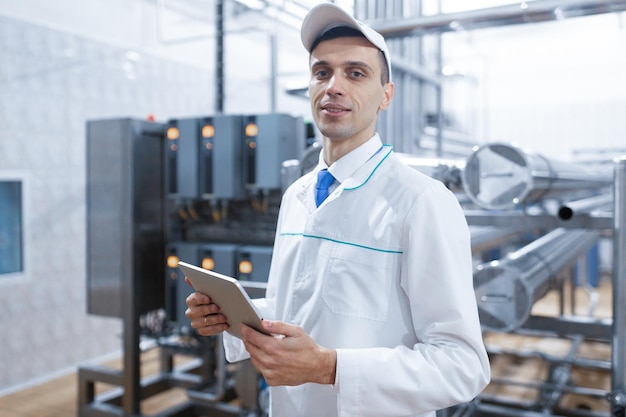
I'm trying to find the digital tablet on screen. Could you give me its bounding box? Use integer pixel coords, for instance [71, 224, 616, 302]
[178, 261, 270, 339]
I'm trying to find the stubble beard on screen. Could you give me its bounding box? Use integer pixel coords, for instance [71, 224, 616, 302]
[317, 119, 355, 142]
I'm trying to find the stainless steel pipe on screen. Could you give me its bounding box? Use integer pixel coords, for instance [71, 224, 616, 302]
[469, 226, 526, 255]
[557, 193, 613, 220]
[474, 227, 599, 332]
[371, 0, 626, 37]
[462, 142, 613, 210]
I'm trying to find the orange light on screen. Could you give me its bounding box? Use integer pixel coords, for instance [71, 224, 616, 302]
[202, 125, 215, 138]
[167, 255, 180, 269]
[205, 142, 213, 150]
[245, 123, 258, 137]
[167, 127, 179, 140]
[249, 141, 256, 149]
[170, 143, 178, 151]
[239, 260, 253, 274]
[202, 257, 215, 271]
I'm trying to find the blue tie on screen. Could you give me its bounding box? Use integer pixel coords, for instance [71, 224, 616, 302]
[315, 169, 335, 207]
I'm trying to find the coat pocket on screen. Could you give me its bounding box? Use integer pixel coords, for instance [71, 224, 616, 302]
[322, 244, 397, 321]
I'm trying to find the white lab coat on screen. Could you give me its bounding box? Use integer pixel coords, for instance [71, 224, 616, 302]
[224, 138, 490, 417]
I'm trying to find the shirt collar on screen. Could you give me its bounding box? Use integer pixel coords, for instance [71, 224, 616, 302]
[316, 133, 383, 184]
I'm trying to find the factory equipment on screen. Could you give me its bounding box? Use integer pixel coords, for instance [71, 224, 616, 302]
[462, 142, 613, 210]
[469, 226, 528, 256]
[164, 242, 240, 329]
[82, 118, 171, 417]
[474, 227, 600, 332]
[81, 114, 304, 417]
[166, 116, 208, 200]
[458, 151, 626, 417]
[557, 194, 613, 221]
[165, 115, 247, 201]
[235, 245, 273, 282]
[242, 113, 304, 191]
[165, 113, 304, 201]
[86, 118, 166, 318]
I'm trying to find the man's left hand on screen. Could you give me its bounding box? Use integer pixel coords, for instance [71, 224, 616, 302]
[240, 320, 337, 387]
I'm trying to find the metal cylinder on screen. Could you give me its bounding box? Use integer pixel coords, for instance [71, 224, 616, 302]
[462, 142, 613, 210]
[474, 227, 599, 332]
[469, 226, 526, 255]
[557, 193, 613, 221]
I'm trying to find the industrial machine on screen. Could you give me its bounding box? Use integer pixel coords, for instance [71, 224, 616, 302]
[81, 114, 304, 417]
[462, 142, 613, 210]
[461, 147, 626, 417]
[81, 116, 626, 417]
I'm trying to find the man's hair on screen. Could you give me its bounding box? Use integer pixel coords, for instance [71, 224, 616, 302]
[309, 26, 390, 85]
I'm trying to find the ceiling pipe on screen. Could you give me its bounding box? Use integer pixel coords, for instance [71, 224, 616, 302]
[370, 0, 626, 37]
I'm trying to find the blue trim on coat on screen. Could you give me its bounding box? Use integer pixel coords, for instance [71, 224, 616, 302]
[344, 145, 393, 191]
[280, 232, 403, 254]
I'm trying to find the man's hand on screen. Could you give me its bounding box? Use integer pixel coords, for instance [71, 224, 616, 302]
[184, 277, 230, 337]
[240, 320, 337, 387]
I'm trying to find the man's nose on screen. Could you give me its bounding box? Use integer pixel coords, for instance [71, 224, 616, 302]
[325, 74, 345, 95]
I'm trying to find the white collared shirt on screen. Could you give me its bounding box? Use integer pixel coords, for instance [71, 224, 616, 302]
[320, 133, 384, 197]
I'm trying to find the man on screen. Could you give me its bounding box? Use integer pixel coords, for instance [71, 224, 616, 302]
[186, 3, 490, 416]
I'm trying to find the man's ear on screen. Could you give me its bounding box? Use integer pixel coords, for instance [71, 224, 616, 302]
[379, 82, 395, 111]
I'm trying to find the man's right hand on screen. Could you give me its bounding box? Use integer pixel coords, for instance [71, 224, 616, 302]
[184, 277, 230, 336]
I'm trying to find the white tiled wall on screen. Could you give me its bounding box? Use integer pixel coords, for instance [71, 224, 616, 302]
[0, 15, 214, 394]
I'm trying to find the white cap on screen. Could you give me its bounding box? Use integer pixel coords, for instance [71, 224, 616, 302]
[300, 3, 392, 82]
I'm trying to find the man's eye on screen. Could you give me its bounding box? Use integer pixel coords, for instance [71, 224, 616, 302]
[351, 71, 365, 78]
[315, 70, 329, 77]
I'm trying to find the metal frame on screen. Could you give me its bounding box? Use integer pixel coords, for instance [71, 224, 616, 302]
[609, 157, 626, 414]
[463, 156, 626, 417]
[77, 304, 240, 417]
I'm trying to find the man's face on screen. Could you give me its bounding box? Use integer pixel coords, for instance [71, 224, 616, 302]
[308, 36, 394, 147]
